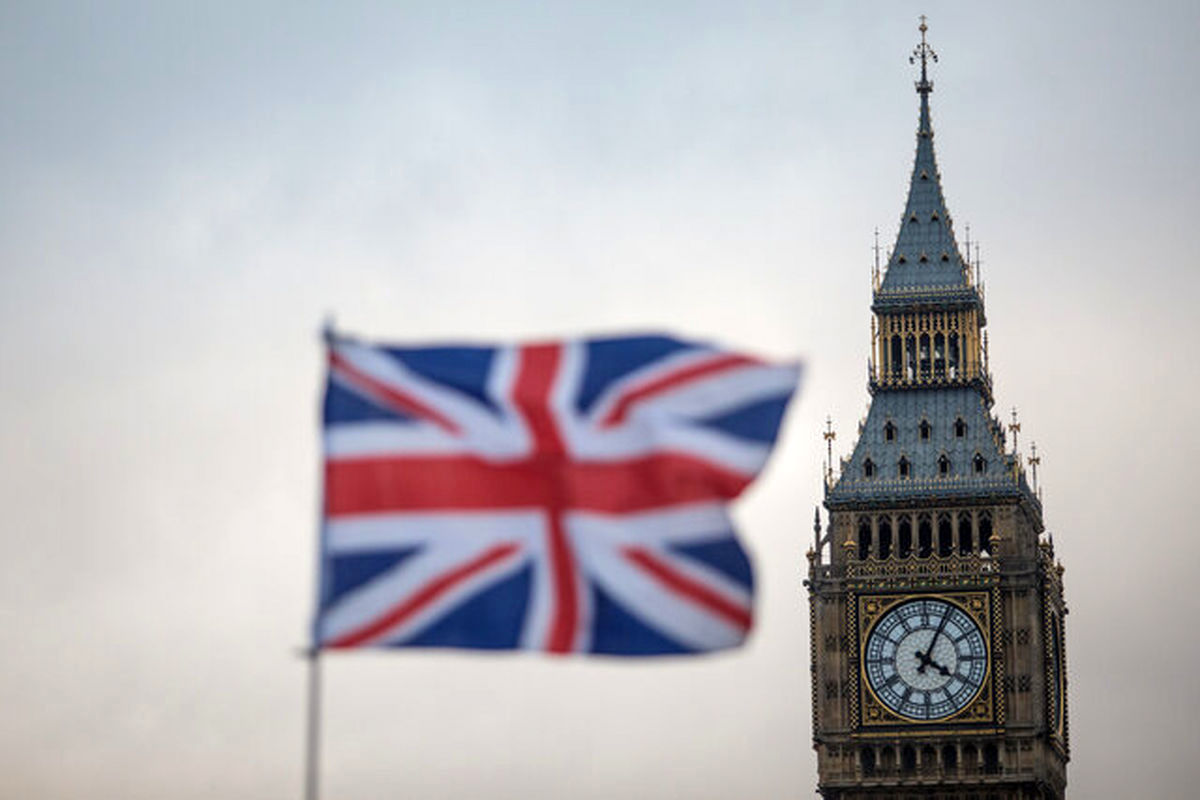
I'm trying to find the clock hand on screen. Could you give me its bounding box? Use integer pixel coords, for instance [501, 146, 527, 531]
[916, 610, 953, 674]
[927, 658, 953, 678]
[929, 607, 951, 650]
[921, 609, 953, 667]
[913, 649, 953, 678]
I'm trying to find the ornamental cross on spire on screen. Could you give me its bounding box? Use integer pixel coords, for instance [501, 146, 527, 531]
[910, 15, 938, 94]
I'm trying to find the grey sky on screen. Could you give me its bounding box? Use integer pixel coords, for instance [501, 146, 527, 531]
[2, 2, 1198, 797]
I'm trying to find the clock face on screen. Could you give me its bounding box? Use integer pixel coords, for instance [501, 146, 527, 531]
[1048, 613, 1065, 736]
[864, 598, 988, 721]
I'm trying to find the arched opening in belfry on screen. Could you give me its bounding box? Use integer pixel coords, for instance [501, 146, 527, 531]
[948, 332, 960, 377]
[890, 335, 902, 379]
[982, 742, 1000, 774]
[900, 745, 917, 775]
[905, 334, 916, 380]
[919, 333, 931, 380]
[979, 511, 993, 555]
[857, 517, 872, 560]
[942, 743, 958, 773]
[860, 747, 876, 777]
[898, 516, 913, 558]
[917, 514, 933, 558]
[934, 332, 946, 379]
[958, 512, 974, 554]
[937, 513, 953, 557]
[878, 518, 893, 560]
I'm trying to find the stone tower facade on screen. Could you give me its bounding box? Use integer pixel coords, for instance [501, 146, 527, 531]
[807, 22, 1069, 799]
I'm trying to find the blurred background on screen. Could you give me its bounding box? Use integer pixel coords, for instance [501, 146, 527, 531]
[1, 2, 1197, 797]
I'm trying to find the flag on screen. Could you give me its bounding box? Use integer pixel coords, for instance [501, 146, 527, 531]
[316, 332, 800, 656]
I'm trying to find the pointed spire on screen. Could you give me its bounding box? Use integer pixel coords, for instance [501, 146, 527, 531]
[876, 17, 977, 305]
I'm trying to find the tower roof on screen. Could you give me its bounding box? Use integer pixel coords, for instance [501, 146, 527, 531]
[874, 23, 979, 311]
[825, 387, 1038, 515]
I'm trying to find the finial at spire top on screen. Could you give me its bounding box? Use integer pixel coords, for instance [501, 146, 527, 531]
[823, 415, 837, 485]
[910, 15, 938, 95]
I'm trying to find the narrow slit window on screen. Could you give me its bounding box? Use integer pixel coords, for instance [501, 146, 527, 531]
[955, 417, 967, 437]
[973, 453, 987, 474]
[861, 747, 877, 776]
[959, 512, 974, 554]
[884, 421, 897, 442]
[854, 515, 873, 561]
[937, 514, 953, 557]
[938, 454, 951, 476]
[942, 744, 958, 772]
[863, 458, 875, 478]
[858, 517, 873, 561]
[898, 456, 911, 478]
[962, 744, 978, 774]
[918, 515, 933, 558]
[920, 420, 932, 440]
[878, 519, 893, 559]
[982, 743, 1000, 775]
[934, 333, 946, 379]
[901, 745, 917, 775]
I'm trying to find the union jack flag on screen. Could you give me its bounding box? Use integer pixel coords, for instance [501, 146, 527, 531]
[316, 333, 800, 656]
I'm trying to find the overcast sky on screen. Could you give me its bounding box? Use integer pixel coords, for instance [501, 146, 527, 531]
[2, 2, 1198, 798]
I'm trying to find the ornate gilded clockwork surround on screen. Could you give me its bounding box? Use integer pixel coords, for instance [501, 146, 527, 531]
[851, 589, 1003, 733]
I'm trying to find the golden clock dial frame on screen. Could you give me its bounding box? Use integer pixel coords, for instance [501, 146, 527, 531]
[854, 590, 998, 731]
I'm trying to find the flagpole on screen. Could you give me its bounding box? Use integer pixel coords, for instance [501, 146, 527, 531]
[305, 317, 336, 800]
[303, 647, 322, 800]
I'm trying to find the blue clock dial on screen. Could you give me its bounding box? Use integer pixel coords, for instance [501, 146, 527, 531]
[864, 598, 988, 721]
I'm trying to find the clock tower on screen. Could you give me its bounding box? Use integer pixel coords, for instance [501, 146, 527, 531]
[807, 20, 1069, 799]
